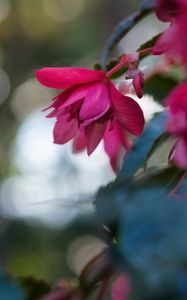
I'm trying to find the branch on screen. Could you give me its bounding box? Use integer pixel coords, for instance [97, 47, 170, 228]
[100, 0, 155, 70]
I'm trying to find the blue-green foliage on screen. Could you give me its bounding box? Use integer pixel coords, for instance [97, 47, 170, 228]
[119, 112, 166, 177]
[96, 111, 187, 299]
[0, 267, 24, 300]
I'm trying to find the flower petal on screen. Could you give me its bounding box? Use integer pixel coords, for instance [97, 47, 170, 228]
[103, 124, 121, 171]
[104, 123, 131, 171]
[85, 121, 107, 155]
[44, 88, 74, 118]
[36, 67, 106, 89]
[153, 25, 177, 55]
[111, 274, 131, 300]
[53, 114, 78, 144]
[132, 72, 144, 99]
[173, 137, 187, 168]
[79, 82, 110, 122]
[59, 84, 93, 109]
[110, 82, 145, 136]
[73, 130, 86, 153]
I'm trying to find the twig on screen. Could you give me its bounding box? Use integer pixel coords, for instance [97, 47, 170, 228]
[100, 0, 155, 70]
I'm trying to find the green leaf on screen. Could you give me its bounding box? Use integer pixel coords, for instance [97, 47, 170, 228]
[0, 267, 24, 300]
[18, 276, 50, 300]
[119, 188, 187, 299]
[145, 133, 171, 167]
[138, 34, 161, 52]
[144, 74, 178, 103]
[93, 63, 101, 70]
[135, 165, 185, 192]
[95, 180, 132, 228]
[119, 112, 166, 178]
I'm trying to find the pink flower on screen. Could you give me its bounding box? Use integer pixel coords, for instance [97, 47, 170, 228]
[166, 83, 187, 168]
[111, 274, 131, 300]
[154, 0, 187, 70]
[36, 67, 144, 171]
[155, 0, 182, 22]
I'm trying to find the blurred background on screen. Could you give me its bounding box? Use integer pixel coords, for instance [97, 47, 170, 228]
[0, 0, 165, 285]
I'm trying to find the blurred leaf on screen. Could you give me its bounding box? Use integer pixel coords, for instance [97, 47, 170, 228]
[110, 66, 128, 80]
[93, 63, 101, 70]
[135, 165, 185, 192]
[0, 267, 24, 300]
[119, 188, 187, 299]
[95, 180, 132, 229]
[144, 75, 178, 103]
[119, 112, 166, 178]
[145, 133, 171, 167]
[138, 34, 160, 52]
[18, 276, 50, 300]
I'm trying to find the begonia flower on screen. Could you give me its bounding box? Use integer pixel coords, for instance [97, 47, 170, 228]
[154, 0, 187, 70]
[36, 67, 144, 171]
[166, 83, 187, 168]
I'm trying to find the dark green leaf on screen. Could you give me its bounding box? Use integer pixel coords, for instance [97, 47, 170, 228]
[119, 189, 187, 299]
[95, 180, 131, 228]
[135, 165, 185, 192]
[109, 66, 127, 79]
[18, 276, 50, 300]
[119, 112, 166, 178]
[93, 63, 101, 70]
[137, 34, 161, 52]
[144, 74, 178, 103]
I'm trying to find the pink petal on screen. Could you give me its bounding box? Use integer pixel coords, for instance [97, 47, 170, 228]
[110, 82, 145, 136]
[73, 131, 86, 153]
[133, 72, 144, 99]
[85, 121, 107, 155]
[36, 67, 106, 89]
[59, 84, 94, 109]
[44, 88, 74, 118]
[173, 137, 187, 168]
[111, 274, 132, 300]
[104, 124, 121, 171]
[79, 82, 110, 122]
[104, 123, 131, 171]
[53, 114, 78, 144]
[153, 25, 177, 55]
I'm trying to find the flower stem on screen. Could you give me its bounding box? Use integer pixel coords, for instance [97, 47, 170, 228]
[96, 277, 111, 300]
[106, 47, 153, 79]
[106, 61, 127, 78]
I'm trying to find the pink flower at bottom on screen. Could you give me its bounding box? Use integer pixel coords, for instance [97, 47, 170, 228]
[111, 274, 132, 300]
[166, 83, 187, 168]
[36, 67, 144, 171]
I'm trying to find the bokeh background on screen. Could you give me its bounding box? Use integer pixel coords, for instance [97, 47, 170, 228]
[0, 0, 165, 285]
